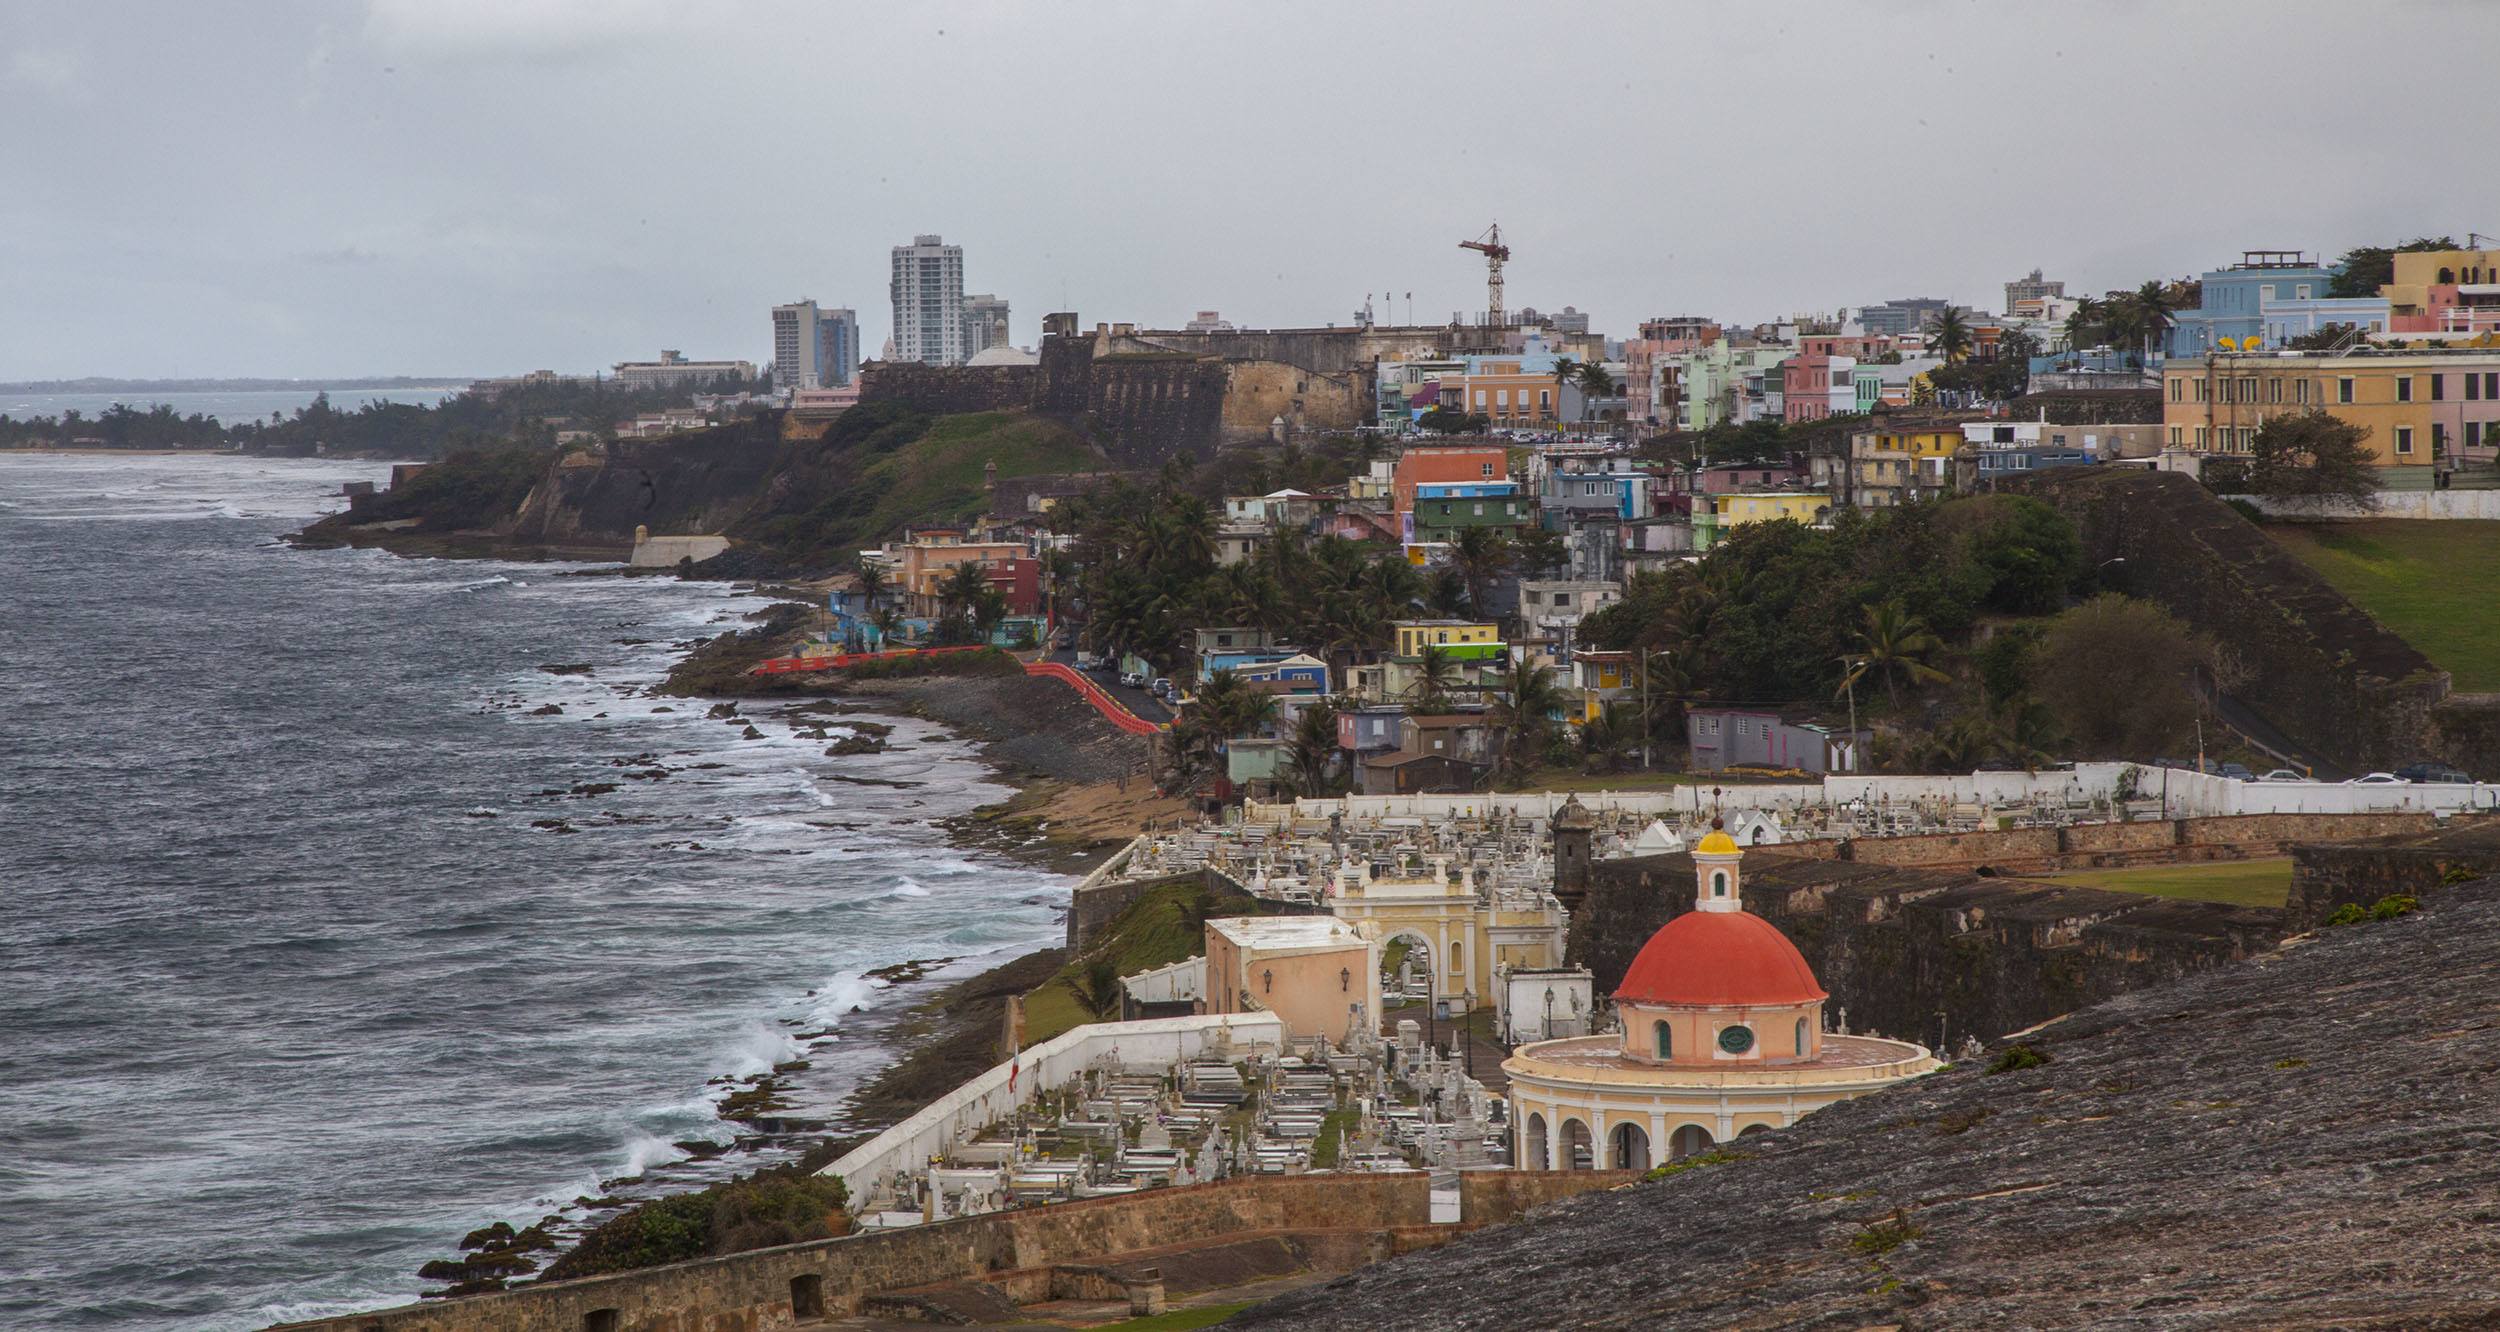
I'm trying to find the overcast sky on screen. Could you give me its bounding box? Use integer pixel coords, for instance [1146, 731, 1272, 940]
[5, 0, 2498, 379]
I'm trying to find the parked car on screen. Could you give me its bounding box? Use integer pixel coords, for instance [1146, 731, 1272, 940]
[2256, 769, 2306, 783]
[2396, 761, 2473, 784]
[2218, 762, 2253, 781]
[1119, 671, 1145, 689]
[1150, 676, 1174, 699]
[2348, 772, 2403, 785]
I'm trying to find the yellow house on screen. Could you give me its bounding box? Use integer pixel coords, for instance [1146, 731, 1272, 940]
[1393, 620, 1502, 658]
[2161, 350, 2500, 466]
[1842, 422, 1969, 507]
[2382, 247, 2500, 326]
[1714, 492, 1831, 526]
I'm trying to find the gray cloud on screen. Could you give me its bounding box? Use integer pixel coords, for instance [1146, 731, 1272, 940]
[1, 0, 2495, 378]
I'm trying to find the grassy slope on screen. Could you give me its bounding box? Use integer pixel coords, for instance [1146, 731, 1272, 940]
[1021, 881, 1260, 1046]
[2267, 519, 2500, 691]
[856, 410, 1098, 539]
[2041, 857, 2293, 909]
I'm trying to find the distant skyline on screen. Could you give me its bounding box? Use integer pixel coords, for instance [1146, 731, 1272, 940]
[5, 0, 2498, 378]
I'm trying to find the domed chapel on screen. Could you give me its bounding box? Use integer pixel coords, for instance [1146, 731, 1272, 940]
[1503, 822, 1937, 1170]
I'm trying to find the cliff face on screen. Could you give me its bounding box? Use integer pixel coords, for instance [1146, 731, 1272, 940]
[1573, 851, 2282, 1047]
[300, 406, 1106, 572]
[1240, 879, 2500, 1331]
[508, 414, 786, 547]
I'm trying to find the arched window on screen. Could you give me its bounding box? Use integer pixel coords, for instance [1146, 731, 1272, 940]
[1796, 1017, 1809, 1055]
[1710, 870, 1729, 898]
[1654, 1020, 1672, 1059]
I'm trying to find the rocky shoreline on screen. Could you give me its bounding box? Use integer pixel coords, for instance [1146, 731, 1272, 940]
[388, 570, 1171, 1298]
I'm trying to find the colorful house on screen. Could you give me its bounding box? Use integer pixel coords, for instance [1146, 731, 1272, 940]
[1393, 620, 1502, 658]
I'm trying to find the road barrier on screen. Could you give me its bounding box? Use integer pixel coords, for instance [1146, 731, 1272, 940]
[1025, 660, 1167, 734]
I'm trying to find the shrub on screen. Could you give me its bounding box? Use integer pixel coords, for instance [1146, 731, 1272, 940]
[1641, 1149, 1742, 1182]
[1850, 1211, 1923, 1255]
[1986, 1044, 2048, 1075]
[2324, 903, 2368, 927]
[2369, 894, 2421, 921]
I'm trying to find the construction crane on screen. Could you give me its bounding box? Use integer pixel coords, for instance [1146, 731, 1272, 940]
[1459, 223, 1510, 323]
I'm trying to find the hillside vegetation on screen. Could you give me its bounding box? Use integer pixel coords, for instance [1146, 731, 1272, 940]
[735, 404, 1103, 567]
[2267, 518, 2500, 691]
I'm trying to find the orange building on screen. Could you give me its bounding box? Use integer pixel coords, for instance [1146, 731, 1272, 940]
[1458, 359, 1564, 426]
[889, 530, 1030, 615]
[1201, 916, 1381, 1044]
[2162, 349, 2500, 467]
[1391, 444, 1509, 515]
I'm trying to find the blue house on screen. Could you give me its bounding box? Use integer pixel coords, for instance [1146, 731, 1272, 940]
[2167, 251, 2342, 357]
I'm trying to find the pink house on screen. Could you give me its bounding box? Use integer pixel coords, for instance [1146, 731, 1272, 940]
[1781, 353, 1857, 423]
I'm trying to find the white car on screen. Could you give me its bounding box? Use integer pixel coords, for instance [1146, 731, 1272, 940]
[2348, 772, 2403, 785]
[2256, 769, 2306, 783]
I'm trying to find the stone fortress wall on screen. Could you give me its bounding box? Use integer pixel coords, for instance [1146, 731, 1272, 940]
[2011, 468, 2454, 774]
[267, 1172, 1630, 1332]
[1572, 850, 2286, 1050]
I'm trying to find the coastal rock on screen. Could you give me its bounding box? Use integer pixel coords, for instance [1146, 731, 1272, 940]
[825, 734, 886, 756]
[739, 725, 765, 740]
[539, 663, 594, 676]
[706, 702, 740, 720]
[530, 818, 578, 835]
[568, 782, 620, 796]
[527, 704, 564, 716]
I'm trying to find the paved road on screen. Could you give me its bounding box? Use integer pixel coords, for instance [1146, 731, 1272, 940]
[1045, 646, 1176, 722]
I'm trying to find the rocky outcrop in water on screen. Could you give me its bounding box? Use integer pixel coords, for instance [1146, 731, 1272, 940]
[1239, 880, 2500, 1330]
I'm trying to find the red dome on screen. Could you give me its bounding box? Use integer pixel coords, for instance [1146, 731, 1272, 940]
[1614, 910, 1827, 1008]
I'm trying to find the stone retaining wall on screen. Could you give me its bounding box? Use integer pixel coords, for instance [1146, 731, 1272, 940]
[266, 1172, 1632, 1332]
[1573, 852, 2282, 1046]
[1769, 810, 2470, 875]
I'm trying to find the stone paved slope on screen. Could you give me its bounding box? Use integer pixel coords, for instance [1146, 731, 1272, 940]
[1234, 882, 2500, 1330]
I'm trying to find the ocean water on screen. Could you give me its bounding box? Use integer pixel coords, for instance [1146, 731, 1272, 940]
[0, 454, 1070, 1330]
[0, 387, 464, 427]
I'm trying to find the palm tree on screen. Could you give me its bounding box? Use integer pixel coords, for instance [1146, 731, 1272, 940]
[1411, 644, 1461, 711]
[1186, 669, 1278, 777]
[1448, 526, 1513, 621]
[2130, 280, 2176, 362]
[2062, 296, 2103, 354]
[938, 560, 992, 622]
[1280, 698, 1343, 798]
[969, 585, 1009, 645]
[1490, 657, 1565, 781]
[852, 556, 889, 613]
[1067, 956, 1123, 1021]
[1927, 307, 1975, 364]
[1575, 362, 1616, 422]
[872, 605, 905, 648]
[1835, 600, 1951, 710]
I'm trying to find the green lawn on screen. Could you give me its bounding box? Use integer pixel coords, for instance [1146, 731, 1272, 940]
[2045, 858, 2292, 909]
[1021, 881, 1251, 1045]
[2268, 519, 2500, 691]
[1090, 1303, 1256, 1331]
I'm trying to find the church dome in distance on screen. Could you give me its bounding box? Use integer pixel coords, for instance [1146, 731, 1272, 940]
[1615, 908, 1826, 1008]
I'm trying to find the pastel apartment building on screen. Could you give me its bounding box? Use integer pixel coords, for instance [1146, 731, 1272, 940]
[2162, 349, 2500, 467]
